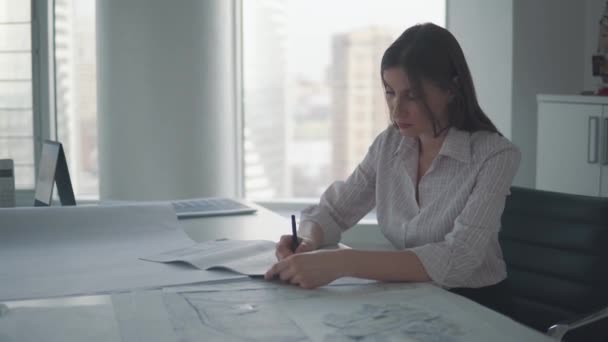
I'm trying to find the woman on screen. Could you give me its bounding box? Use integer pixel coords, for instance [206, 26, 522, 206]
[264, 23, 520, 311]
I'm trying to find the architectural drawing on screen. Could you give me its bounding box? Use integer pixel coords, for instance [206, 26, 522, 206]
[158, 280, 462, 342]
[322, 303, 463, 342]
[162, 287, 313, 341]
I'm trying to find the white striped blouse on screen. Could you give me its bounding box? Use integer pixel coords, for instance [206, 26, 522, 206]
[299, 125, 521, 288]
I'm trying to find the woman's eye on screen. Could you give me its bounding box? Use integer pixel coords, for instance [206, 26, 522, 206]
[384, 89, 395, 96]
[406, 92, 418, 100]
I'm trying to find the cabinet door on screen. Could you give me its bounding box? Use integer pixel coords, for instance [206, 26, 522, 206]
[601, 106, 608, 197]
[536, 102, 602, 196]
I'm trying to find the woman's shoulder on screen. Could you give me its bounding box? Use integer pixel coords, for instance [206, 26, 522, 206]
[469, 130, 521, 163]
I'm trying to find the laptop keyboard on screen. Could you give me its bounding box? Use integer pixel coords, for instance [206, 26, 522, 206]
[171, 197, 256, 218]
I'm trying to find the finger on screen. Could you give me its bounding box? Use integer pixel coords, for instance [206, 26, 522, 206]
[264, 259, 289, 280]
[290, 274, 302, 286]
[279, 234, 298, 247]
[264, 264, 276, 280]
[300, 282, 315, 290]
[276, 244, 293, 260]
[295, 240, 315, 253]
[298, 280, 312, 289]
[264, 261, 281, 280]
[276, 235, 297, 258]
[298, 278, 318, 290]
[279, 234, 293, 243]
[279, 266, 296, 282]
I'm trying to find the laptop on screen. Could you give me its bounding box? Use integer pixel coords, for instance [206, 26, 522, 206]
[34, 141, 76, 206]
[171, 197, 257, 219]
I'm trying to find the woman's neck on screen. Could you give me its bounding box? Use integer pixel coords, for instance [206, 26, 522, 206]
[418, 130, 448, 158]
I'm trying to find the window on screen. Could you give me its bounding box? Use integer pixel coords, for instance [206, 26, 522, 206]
[3, 1, 444, 203]
[0, 0, 35, 189]
[54, 0, 98, 198]
[1, 0, 98, 199]
[242, 0, 445, 200]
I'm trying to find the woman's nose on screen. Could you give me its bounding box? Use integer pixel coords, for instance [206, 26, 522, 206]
[392, 98, 407, 117]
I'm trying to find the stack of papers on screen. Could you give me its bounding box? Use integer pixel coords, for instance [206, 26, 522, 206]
[141, 239, 277, 276]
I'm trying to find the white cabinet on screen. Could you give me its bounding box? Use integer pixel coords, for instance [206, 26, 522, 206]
[536, 95, 608, 197]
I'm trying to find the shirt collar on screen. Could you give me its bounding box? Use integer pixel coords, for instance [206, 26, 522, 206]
[393, 127, 472, 164]
[437, 127, 471, 164]
[393, 132, 417, 156]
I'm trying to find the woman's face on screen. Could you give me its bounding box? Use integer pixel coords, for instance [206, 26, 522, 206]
[382, 67, 452, 139]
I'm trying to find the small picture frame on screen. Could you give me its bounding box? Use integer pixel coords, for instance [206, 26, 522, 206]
[0, 159, 15, 208]
[592, 54, 607, 77]
[34, 140, 76, 206]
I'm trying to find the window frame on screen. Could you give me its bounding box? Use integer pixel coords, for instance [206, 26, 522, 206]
[14, 0, 54, 206]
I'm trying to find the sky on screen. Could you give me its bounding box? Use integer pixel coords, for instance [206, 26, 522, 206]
[284, 0, 445, 81]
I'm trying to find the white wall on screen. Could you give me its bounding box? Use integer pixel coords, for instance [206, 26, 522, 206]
[446, 0, 514, 139]
[586, 0, 605, 91]
[448, 0, 587, 188]
[511, 0, 585, 188]
[96, 0, 239, 201]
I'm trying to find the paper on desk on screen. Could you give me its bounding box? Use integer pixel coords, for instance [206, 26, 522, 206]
[0, 282, 554, 342]
[141, 239, 277, 276]
[0, 205, 245, 301]
[163, 276, 379, 294]
[0, 291, 180, 342]
[0, 300, 122, 342]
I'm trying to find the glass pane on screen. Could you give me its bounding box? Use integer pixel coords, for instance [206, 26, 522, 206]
[0, 23, 31, 50]
[0, 1, 34, 191]
[0, 0, 30, 23]
[14, 164, 34, 189]
[0, 137, 34, 189]
[55, 0, 99, 198]
[0, 53, 31, 79]
[0, 109, 33, 136]
[0, 137, 32, 157]
[243, 0, 445, 199]
[0, 82, 32, 108]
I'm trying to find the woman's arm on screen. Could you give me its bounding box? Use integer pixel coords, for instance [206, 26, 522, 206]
[269, 144, 520, 289]
[265, 248, 430, 289]
[298, 129, 395, 247]
[340, 249, 431, 282]
[409, 147, 521, 288]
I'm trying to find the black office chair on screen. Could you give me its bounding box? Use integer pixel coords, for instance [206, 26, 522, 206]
[499, 187, 608, 342]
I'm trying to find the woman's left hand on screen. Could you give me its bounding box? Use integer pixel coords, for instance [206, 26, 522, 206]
[264, 250, 347, 289]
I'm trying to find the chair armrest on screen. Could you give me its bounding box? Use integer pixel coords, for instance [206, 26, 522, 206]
[547, 306, 608, 341]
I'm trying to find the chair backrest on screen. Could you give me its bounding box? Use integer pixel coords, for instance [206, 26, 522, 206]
[499, 187, 608, 338]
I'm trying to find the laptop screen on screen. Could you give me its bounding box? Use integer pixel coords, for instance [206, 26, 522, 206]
[34, 142, 60, 206]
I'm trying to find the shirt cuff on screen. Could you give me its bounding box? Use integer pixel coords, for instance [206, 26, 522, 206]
[409, 244, 452, 288]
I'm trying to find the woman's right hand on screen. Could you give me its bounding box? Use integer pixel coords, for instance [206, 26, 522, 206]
[275, 235, 317, 260]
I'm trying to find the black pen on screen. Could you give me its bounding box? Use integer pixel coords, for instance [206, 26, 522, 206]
[291, 214, 299, 252]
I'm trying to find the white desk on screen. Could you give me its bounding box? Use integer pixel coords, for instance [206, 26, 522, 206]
[0, 202, 554, 342]
[179, 201, 290, 242]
